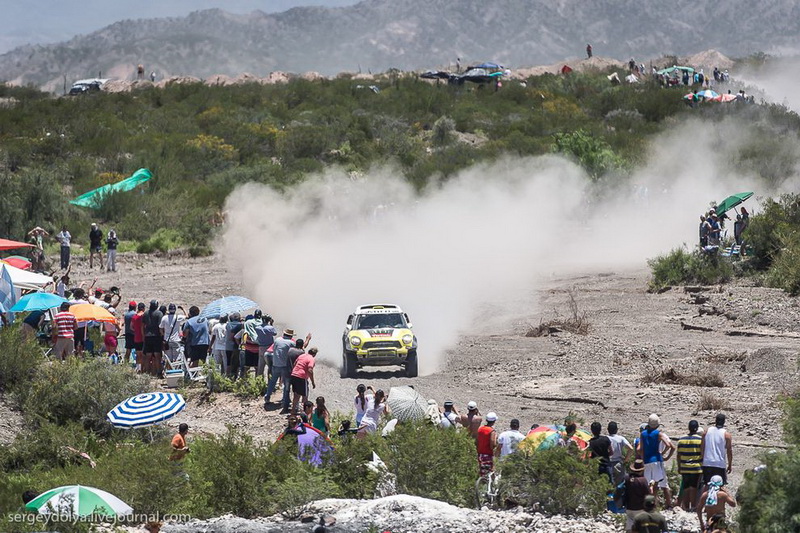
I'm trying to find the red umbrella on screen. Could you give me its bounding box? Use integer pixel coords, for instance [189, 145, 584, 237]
[0, 238, 33, 251]
[1, 257, 31, 270]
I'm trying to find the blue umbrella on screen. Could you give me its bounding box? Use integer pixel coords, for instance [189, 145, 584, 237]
[200, 295, 259, 319]
[474, 62, 503, 69]
[107, 392, 186, 429]
[9, 292, 67, 312]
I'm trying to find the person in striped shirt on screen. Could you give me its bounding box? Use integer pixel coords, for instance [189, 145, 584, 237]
[676, 420, 703, 512]
[52, 302, 77, 360]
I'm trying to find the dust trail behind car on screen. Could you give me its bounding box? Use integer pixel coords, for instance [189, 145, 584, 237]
[221, 120, 787, 375]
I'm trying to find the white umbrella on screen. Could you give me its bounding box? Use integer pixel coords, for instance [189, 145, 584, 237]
[387, 386, 428, 421]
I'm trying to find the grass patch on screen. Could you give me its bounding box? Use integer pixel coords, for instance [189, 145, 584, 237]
[527, 288, 589, 337]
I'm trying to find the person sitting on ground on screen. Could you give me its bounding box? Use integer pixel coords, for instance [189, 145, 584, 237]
[632, 494, 667, 533]
[623, 459, 652, 532]
[496, 418, 525, 457]
[460, 401, 483, 440]
[299, 400, 314, 424]
[170, 423, 190, 461]
[696, 475, 736, 531]
[477, 412, 498, 476]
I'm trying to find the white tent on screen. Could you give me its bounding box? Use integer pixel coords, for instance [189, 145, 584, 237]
[0, 263, 52, 292]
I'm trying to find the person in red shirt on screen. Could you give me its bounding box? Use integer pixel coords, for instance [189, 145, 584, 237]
[130, 302, 146, 372]
[52, 302, 77, 360]
[290, 347, 317, 414]
[477, 412, 499, 476]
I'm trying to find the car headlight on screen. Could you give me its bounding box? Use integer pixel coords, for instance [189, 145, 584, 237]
[350, 336, 362, 347]
[402, 334, 413, 345]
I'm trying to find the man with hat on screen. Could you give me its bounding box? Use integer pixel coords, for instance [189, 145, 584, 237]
[459, 401, 483, 440]
[265, 328, 295, 413]
[624, 459, 652, 532]
[88, 222, 103, 269]
[476, 412, 498, 476]
[636, 414, 675, 508]
[439, 400, 458, 429]
[632, 494, 667, 532]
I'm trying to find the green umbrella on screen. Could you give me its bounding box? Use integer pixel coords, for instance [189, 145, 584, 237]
[25, 485, 133, 517]
[716, 192, 753, 215]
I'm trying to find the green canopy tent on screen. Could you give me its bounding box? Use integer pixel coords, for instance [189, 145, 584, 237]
[657, 66, 695, 76]
[70, 168, 152, 208]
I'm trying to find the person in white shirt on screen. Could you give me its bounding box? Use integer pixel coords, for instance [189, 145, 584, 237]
[607, 421, 634, 487]
[56, 226, 71, 269]
[440, 400, 459, 429]
[496, 418, 525, 457]
[209, 314, 229, 374]
[701, 413, 733, 485]
[160, 303, 186, 362]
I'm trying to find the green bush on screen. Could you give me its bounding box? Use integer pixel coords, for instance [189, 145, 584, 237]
[499, 446, 610, 515]
[0, 324, 43, 394]
[135, 228, 184, 253]
[648, 247, 733, 289]
[17, 358, 150, 433]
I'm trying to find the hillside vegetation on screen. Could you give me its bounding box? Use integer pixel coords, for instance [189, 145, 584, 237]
[1, 69, 799, 255]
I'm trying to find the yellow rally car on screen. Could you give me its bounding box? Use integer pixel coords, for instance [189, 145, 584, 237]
[341, 304, 418, 378]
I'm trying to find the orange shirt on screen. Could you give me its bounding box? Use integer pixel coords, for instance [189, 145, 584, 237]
[170, 433, 187, 461]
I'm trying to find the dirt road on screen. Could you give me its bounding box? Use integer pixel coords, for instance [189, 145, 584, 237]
[32, 252, 800, 488]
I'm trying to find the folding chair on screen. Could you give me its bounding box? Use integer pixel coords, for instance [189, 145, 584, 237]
[181, 353, 206, 382]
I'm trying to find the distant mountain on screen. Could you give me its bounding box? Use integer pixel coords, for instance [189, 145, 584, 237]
[2, 0, 799, 91]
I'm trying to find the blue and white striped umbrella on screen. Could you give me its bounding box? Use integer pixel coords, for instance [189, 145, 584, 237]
[107, 392, 186, 429]
[200, 295, 259, 319]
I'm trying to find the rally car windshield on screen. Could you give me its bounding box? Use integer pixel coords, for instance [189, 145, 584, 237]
[355, 313, 406, 330]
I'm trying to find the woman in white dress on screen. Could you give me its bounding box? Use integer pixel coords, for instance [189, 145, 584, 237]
[357, 389, 390, 438]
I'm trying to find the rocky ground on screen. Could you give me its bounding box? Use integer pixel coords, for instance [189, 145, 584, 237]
[4, 251, 798, 531]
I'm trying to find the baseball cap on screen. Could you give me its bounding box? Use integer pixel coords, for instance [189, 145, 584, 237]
[486, 412, 497, 422]
[467, 401, 477, 410]
[644, 495, 656, 509]
[168, 303, 176, 312]
[443, 400, 454, 408]
[648, 413, 660, 428]
[129, 300, 137, 307]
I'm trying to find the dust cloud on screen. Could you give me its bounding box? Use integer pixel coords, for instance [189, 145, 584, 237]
[221, 119, 788, 375]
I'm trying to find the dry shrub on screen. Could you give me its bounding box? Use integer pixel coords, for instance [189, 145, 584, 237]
[641, 367, 725, 388]
[696, 392, 731, 412]
[527, 289, 589, 337]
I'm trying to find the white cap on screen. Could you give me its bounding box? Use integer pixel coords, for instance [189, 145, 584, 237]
[467, 401, 477, 410]
[648, 413, 660, 427]
[486, 412, 497, 422]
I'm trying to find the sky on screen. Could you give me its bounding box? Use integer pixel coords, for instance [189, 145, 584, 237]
[0, 0, 359, 53]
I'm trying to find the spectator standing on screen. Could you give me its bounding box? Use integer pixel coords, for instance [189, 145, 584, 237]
[265, 328, 295, 413]
[707, 213, 721, 247]
[170, 423, 190, 461]
[588, 421, 614, 482]
[623, 459, 652, 532]
[27, 226, 49, 271]
[699, 215, 709, 248]
[254, 312, 277, 380]
[632, 495, 667, 533]
[290, 347, 317, 413]
[142, 300, 164, 376]
[225, 313, 243, 378]
[701, 413, 733, 485]
[123, 301, 137, 364]
[586, 43, 593, 58]
[52, 302, 77, 360]
[88, 223, 103, 269]
[637, 414, 675, 508]
[496, 418, 525, 457]
[106, 229, 119, 272]
[440, 400, 459, 429]
[677, 420, 704, 511]
[357, 388, 389, 437]
[460, 401, 483, 440]
[354, 384, 370, 426]
[476, 412, 498, 475]
[182, 306, 210, 368]
[608, 421, 634, 487]
[210, 314, 228, 374]
[240, 312, 262, 378]
[160, 304, 186, 363]
[56, 226, 71, 269]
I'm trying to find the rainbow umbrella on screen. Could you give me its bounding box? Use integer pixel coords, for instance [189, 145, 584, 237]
[520, 425, 591, 452]
[1, 256, 32, 270]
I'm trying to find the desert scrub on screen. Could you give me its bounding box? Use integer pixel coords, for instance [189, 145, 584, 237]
[648, 247, 733, 290]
